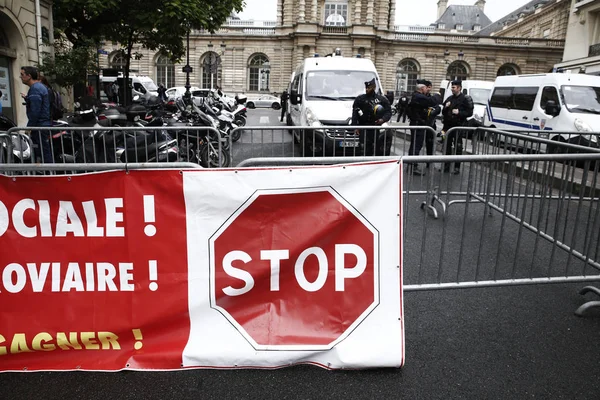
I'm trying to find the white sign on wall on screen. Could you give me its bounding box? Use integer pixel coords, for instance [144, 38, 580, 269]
[0, 67, 12, 108]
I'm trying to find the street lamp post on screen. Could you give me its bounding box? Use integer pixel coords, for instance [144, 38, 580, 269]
[260, 61, 270, 91]
[182, 29, 193, 102]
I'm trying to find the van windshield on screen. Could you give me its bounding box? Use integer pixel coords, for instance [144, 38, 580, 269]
[561, 85, 600, 114]
[469, 88, 491, 105]
[143, 81, 158, 91]
[305, 70, 379, 100]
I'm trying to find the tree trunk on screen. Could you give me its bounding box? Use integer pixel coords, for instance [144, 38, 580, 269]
[123, 30, 135, 106]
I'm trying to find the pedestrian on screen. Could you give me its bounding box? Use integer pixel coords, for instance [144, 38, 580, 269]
[39, 74, 64, 121]
[396, 92, 410, 123]
[157, 83, 167, 102]
[0, 90, 3, 115]
[20, 66, 53, 163]
[105, 82, 114, 103]
[440, 79, 474, 174]
[111, 81, 119, 103]
[352, 78, 392, 156]
[280, 89, 289, 122]
[406, 79, 441, 175]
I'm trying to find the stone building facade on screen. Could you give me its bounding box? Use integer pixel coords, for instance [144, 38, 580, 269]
[555, 0, 600, 74]
[97, 0, 567, 98]
[1, 0, 53, 125]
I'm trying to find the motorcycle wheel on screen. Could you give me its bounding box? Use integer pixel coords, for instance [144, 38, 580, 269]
[231, 129, 242, 142]
[235, 116, 246, 127]
[199, 144, 231, 168]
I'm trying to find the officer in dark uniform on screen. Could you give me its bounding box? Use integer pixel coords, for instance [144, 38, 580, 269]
[424, 81, 442, 161]
[280, 89, 289, 122]
[352, 78, 392, 156]
[396, 92, 410, 123]
[406, 79, 441, 175]
[441, 79, 473, 174]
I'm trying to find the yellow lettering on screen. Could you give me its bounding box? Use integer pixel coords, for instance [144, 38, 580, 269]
[98, 332, 120, 350]
[32, 332, 56, 351]
[0, 334, 6, 356]
[80, 332, 100, 349]
[10, 333, 33, 354]
[56, 332, 82, 350]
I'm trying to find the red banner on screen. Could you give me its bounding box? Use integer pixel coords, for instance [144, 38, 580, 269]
[0, 162, 402, 371]
[0, 171, 190, 371]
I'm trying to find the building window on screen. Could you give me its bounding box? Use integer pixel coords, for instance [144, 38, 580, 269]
[497, 64, 520, 76]
[473, 25, 481, 31]
[155, 54, 175, 88]
[543, 28, 551, 38]
[438, 23, 445, 29]
[201, 52, 222, 89]
[324, 1, 348, 26]
[248, 53, 270, 92]
[109, 52, 127, 71]
[447, 61, 469, 81]
[396, 59, 420, 96]
[455, 24, 463, 30]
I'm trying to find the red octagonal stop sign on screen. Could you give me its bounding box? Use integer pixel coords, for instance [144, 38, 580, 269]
[209, 187, 379, 350]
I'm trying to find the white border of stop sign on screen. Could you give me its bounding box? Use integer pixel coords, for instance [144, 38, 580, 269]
[208, 187, 380, 351]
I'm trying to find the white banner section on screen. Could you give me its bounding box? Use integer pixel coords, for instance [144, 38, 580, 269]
[182, 160, 403, 369]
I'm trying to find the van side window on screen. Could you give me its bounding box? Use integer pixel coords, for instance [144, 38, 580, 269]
[291, 74, 300, 93]
[133, 82, 147, 94]
[490, 87, 512, 108]
[512, 87, 538, 111]
[540, 86, 559, 110]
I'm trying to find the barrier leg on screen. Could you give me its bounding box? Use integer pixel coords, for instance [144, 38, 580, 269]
[420, 185, 447, 219]
[575, 286, 600, 317]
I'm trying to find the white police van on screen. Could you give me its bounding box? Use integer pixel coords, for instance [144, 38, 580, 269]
[484, 73, 600, 150]
[100, 74, 159, 100]
[287, 49, 385, 154]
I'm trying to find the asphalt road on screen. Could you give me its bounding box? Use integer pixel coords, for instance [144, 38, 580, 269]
[2, 108, 600, 399]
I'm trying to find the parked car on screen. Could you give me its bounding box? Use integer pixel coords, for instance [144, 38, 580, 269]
[246, 94, 281, 110]
[165, 86, 202, 99]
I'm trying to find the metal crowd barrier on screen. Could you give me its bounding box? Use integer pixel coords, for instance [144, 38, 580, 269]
[1, 126, 224, 174]
[238, 150, 600, 317]
[228, 125, 436, 166]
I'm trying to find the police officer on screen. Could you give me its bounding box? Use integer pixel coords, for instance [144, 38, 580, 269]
[352, 78, 392, 156]
[396, 92, 410, 123]
[280, 89, 289, 122]
[424, 81, 442, 164]
[441, 79, 473, 174]
[406, 79, 441, 175]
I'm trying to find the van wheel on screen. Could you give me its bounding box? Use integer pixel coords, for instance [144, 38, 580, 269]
[547, 136, 566, 154]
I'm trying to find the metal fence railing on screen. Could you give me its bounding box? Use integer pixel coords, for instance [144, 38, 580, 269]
[1, 126, 224, 174]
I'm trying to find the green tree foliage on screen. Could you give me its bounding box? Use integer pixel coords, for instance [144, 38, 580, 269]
[45, 0, 245, 100]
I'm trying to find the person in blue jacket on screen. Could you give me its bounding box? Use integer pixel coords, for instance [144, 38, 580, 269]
[20, 66, 53, 163]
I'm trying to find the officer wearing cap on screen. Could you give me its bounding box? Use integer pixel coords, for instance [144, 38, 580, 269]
[352, 78, 392, 156]
[424, 81, 443, 161]
[440, 79, 473, 174]
[406, 79, 441, 175]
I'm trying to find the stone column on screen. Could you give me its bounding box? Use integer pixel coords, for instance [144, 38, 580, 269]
[354, 0, 362, 25]
[367, 0, 374, 25]
[299, 0, 306, 22]
[277, 0, 283, 26]
[312, 0, 318, 23]
[389, 0, 396, 30]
